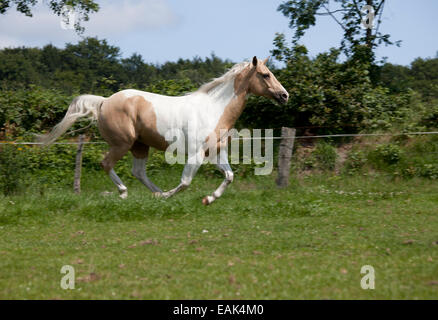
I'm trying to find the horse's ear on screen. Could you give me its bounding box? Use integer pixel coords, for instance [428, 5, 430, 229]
[263, 56, 270, 65]
[252, 56, 258, 67]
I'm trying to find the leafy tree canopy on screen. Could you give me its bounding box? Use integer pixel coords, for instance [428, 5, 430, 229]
[0, 0, 99, 33]
[275, 0, 400, 64]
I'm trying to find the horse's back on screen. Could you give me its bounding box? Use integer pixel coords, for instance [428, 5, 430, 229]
[98, 91, 168, 150]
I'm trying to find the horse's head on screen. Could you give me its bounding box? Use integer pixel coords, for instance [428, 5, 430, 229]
[247, 56, 289, 105]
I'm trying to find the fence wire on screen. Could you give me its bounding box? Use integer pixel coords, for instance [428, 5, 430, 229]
[1, 131, 438, 145]
[236, 131, 438, 140]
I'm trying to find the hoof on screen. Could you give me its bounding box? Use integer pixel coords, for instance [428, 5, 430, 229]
[153, 192, 163, 198]
[202, 196, 214, 206]
[119, 190, 128, 199]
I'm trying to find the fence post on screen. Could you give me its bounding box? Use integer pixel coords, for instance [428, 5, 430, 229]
[73, 134, 85, 194]
[276, 127, 296, 188]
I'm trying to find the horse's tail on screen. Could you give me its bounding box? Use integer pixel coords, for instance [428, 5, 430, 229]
[37, 94, 106, 145]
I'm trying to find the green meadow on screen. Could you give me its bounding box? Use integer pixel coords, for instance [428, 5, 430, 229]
[1, 168, 437, 299]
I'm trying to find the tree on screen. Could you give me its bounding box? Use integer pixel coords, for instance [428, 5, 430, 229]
[409, 57, 438, 100]
[63, 37, 123, 93]
[378, 63, 411, 93]
[121, 53, 158, 88]
[379, 56, 438, 100]
[275, 0, 399, 64]
[0, 0, 99, 34]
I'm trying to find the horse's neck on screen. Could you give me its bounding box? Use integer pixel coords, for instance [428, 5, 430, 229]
[204, 76, 248, 129]
[207, 79, 237, 109]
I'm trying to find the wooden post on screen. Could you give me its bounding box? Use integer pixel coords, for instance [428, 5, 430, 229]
[276, 127, 296, 188]
[73, 134, 85, 194]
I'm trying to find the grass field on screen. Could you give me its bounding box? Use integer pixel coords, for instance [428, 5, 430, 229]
[0, 167, 437, 299]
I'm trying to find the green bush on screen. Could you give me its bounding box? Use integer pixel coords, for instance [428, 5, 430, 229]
[0, 144, 30, 195]
[344, 150, 367, 174]
[370, 144, 403, 166]
[418, 102, 438, 129]
[361, 87, 413, 130]
[0, 86, 76, 137]
[419, 164, 438, 179]
[302, 157, 316, 170]
[313, 142, 337, 171]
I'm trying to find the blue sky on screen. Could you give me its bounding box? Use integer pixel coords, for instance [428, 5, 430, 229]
[0, 0, 437, 66]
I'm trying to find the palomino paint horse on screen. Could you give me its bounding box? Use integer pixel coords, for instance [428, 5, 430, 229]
[40, 56, 288, 205]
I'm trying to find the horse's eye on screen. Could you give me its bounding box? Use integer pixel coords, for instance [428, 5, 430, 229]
[262, 73, 270, 79]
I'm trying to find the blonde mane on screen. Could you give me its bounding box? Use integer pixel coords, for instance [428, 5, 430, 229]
[194, 61, 250, 95]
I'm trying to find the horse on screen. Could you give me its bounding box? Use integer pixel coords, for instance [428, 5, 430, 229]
[39, 56, 289, 205]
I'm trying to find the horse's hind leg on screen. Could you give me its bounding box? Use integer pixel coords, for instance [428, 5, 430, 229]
[101, 145, 131, 198]
[130, 141, 162, 194]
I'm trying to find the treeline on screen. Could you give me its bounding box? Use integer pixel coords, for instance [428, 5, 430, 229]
[379, 57, 438, 100]
[0, 37, 233, 95]
[0, 37, 437, 139]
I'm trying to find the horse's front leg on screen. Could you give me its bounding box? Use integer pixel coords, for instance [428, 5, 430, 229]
[160, 150, 204, 198]
[202, 149, 234, 205]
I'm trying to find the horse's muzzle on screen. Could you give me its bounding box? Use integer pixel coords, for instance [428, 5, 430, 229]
[275, 91, 289, 105]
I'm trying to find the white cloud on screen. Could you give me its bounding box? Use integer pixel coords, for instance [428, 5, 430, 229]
[0, 0, 178, 49]
[85, 0, 179, 35]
